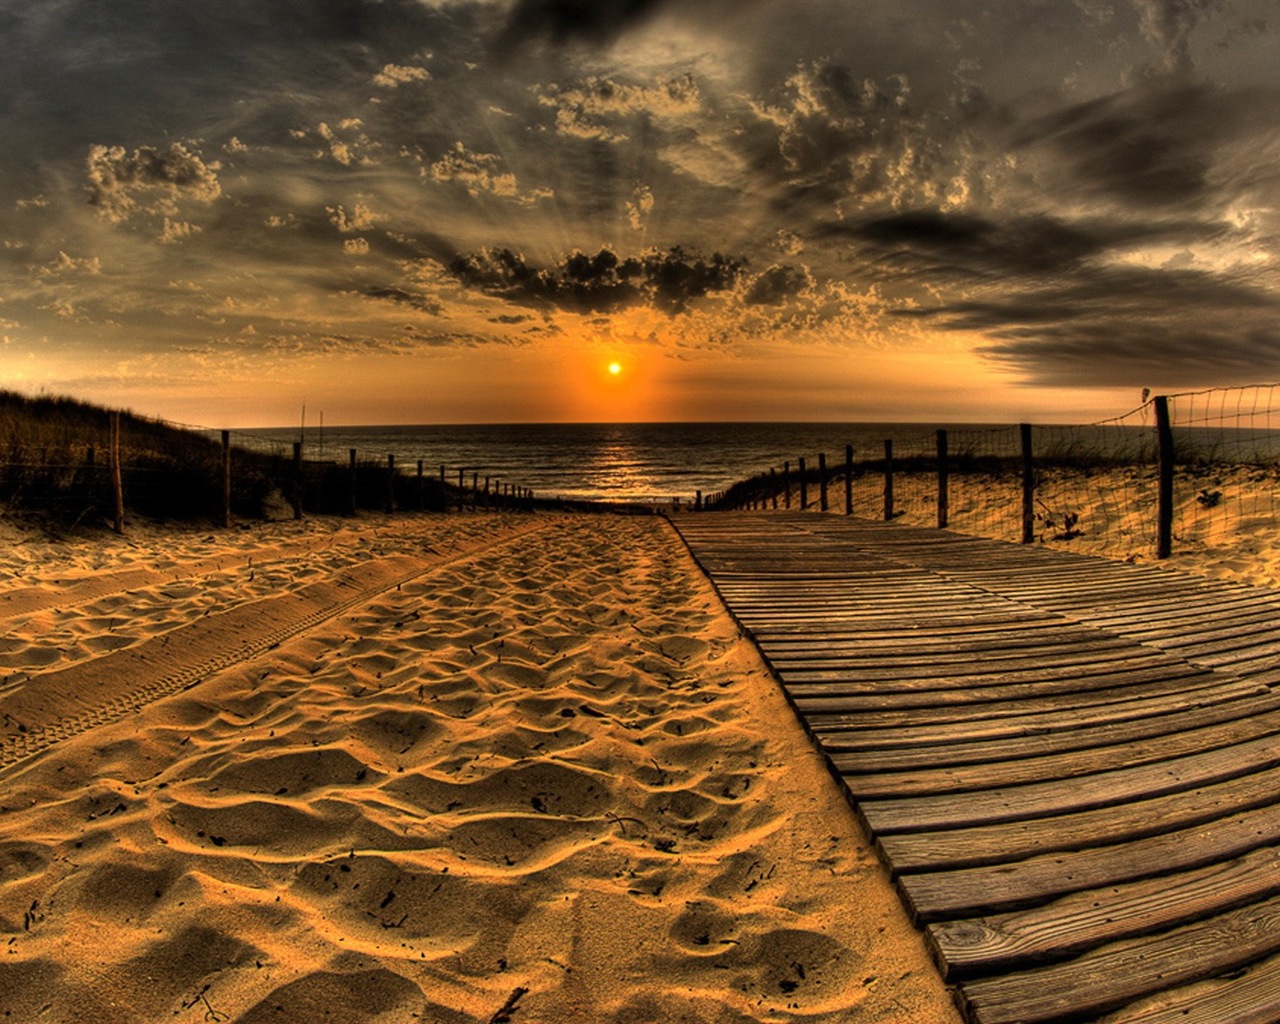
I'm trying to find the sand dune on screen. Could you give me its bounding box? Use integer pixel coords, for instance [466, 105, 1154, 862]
[0, 512, 957, 1023]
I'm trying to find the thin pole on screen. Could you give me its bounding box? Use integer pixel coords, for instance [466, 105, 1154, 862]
[883, 440, 894, 521]
[1155, 396, 1174, 559]
[799, 456, 808, 510]
[292, 441, 303, 520]
[349, 448, 359, 515]
[819, 452, 828, 512]
[936, 428, 948, 530]
[783, 462, 791, 509]
[844, 444, 853, 516]
[221, 429, 232, 528]
[110, 411, 124, 534]
[1021, 423, 1035, 544]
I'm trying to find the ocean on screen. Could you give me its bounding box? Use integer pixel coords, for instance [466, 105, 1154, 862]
[236, 422, 979, 504]
[232, 419, 1268, 505]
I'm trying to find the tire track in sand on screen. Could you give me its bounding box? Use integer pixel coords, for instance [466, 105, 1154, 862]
[0, 518, 549, 773]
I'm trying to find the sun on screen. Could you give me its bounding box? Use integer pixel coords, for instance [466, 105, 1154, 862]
[607, 361, 622, 376]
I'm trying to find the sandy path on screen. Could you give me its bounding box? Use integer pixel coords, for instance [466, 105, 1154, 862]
[0, 513, 958, 1023]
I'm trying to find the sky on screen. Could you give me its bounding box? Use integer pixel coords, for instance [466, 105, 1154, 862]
[3, 0, 1280, 426]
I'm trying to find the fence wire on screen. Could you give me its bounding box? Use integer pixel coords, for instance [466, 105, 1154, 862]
[713, 384, 1280, 573]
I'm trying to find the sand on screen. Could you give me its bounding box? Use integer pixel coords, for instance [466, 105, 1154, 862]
[0, 511, 959, 1023]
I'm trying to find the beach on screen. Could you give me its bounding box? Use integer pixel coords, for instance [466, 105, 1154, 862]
[0, 511, 959, 1023]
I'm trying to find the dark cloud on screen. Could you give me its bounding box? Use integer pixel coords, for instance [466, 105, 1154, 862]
[362, 286, 444, 316]
[903, 265, 1280, 387]
[498, 0, 672, 47]
[744, 58, 1006, 221]
[448, 245, 746, 313]
[827, 210, 1192, 280]
[742, 264, 808, 306]
[1014, 81, 1237, 210]
[495, 0, 754, 50]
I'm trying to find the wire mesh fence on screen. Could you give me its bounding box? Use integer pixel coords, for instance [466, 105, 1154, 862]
[711, 384, 1280, 569]
[0, 394, 539, 529]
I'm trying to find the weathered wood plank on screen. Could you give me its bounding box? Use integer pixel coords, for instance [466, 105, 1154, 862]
[879, 761, 1280, 873]
[808, 678, 1265, 748]
[958, 891, 1280, 1024]
[901, 802, 1280, 921]
[862, 730, 1280, 833]
[1101, 950, 1280, 1023]
[928, 844, 1280, 981]
[838, 698, 1280, 796]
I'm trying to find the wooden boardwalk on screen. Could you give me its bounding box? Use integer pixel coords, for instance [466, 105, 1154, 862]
[671, 512, 1280, 1024]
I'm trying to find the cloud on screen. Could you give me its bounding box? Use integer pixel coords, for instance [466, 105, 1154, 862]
[362, 285, 444, 316]
[38, 251, 101, 277]
[159, 218, 201, 244]
[627, 184, 654, 231]
[327, 203, 379, 232]
[497, 0, 677, 49]
[302, 120, 379, 167]
[835, 210, 1168, 279]
[900, 258, 1280, 386]
[1131, 0, 1222, 74]
[85, 142, 222, 224]
[429, 142, 553, 203]
[750, 60, 996, 215]
[741, 263, 810, 306]
[1013, 80, 1238, 211]
[342, 238, 370, 256]
[373, 62, 431, 88]
[448, 245, 746, 313]
[538, 74, 701, 142]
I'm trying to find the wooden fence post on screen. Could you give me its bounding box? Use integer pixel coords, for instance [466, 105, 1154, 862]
[771, 468, 778, 510]
[221, 430, 232, 528]
[783, 462, 791, 509]
[1155, 395, 1174, 559]
[819, 452, 829, 511]
[883, 440, 894, 521]
[696, 489, 703, 511]
[844, 444, 854, 516]
[349, 449, 358, 515]
[936, 428, 948, 530]
[386, 453, 396, 513]
[291, 441, 303, 520]
[1021, 423, 1034, 544]
[110, 411, 124, 534]
[799, 457, 808, 510]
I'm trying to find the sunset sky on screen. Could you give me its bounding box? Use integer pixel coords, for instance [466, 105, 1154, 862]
[4, 0, 1280, 426]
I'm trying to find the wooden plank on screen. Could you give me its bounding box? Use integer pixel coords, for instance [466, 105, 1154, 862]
[900, 802, 1280, 921]
[928, 844, 1280, 980]
[958, 892, 1280, 1024]
[862, 730, 1280, 834]
[1102, 950, 1280, 1023]
[794, 671, 1233, 720]
[808, 678, 1265, 748]
[879, 761, 1280, 873]
[839, 700, 1280, 797]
